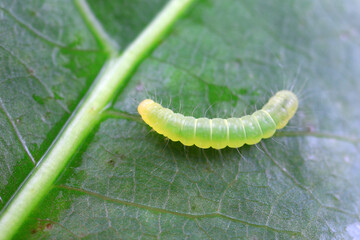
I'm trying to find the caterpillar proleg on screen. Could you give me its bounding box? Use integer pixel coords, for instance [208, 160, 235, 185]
[138, 90, 298, 149]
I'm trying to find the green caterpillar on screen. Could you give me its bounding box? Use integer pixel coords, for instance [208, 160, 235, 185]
[138, 90, 298, 149]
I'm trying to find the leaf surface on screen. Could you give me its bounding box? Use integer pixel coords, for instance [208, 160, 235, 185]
[1, 0, 360, 239]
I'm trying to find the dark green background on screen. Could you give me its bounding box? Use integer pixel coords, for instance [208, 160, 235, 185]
[1, 0, 359, 239]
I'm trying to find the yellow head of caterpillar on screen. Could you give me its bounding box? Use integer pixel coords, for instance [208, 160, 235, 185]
[138, 99, 154, 122]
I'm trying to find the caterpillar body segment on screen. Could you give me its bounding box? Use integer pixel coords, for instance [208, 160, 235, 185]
[138, 90, 298, 149]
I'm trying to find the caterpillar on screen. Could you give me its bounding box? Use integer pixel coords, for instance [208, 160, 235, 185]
[138, 90, 298, 149]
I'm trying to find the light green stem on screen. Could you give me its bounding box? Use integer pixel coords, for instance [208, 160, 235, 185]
[0, 0, 196, 239]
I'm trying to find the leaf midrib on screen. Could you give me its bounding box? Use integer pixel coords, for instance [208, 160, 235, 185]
[0, 0, 197, 239]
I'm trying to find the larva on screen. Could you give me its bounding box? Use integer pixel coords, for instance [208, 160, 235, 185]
[138, 90, 298, 149]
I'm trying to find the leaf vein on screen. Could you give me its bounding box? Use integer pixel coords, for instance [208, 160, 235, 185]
[56, 184, 304, 236]
[0, 6, 101, 52]
[0, 44, 70, 113]
[0, 97, 35, 165]
[74, 0, 119, 56]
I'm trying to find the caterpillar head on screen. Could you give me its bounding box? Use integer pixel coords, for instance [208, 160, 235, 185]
[138, 99, 155, 123]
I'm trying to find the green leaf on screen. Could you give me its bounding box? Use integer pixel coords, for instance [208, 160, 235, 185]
[1, 0, 360, 239]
